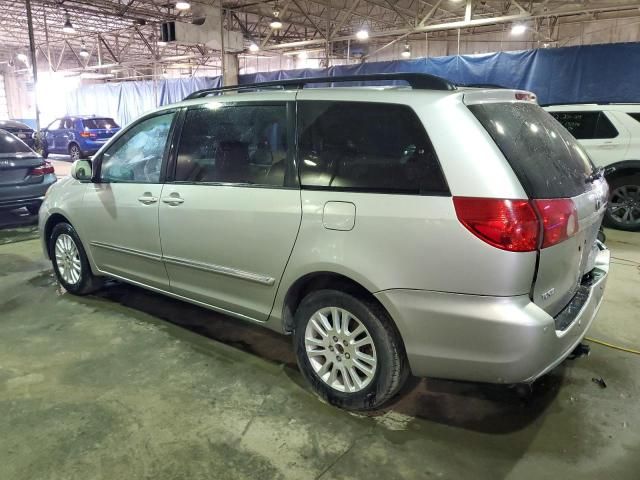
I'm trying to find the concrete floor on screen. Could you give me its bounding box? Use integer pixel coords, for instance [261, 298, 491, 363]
[1, 208, 639, 480]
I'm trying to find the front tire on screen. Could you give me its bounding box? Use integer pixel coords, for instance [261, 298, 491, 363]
[294, 289, 408, 411]
[603, 174, 640, 231]
[49, 222, 102, 295]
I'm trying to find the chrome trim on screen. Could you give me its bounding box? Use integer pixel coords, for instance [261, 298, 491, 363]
[90, 241, 275, 286]
[90, 241, 162, 261]
[163, 255, 276, 286]
[95, 269, 265, 324]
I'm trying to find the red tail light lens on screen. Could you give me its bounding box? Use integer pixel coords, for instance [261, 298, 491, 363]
[454, 197, 539, 252]
[79, 131, 96, 138]
[30, 161, 55, 176]
[533, 199, 578, 248]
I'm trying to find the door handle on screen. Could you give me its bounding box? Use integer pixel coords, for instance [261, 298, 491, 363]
[138, 195, 158, 205]
[162, 195, 184, 206]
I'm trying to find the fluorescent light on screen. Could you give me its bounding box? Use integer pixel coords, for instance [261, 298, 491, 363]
[401, 43, 411, 58]
[249, 43, 259, 52]
[16, 53, 28, 63]
[356, 29, 369, 40]
[297, 51, 308, 59]
[511, 24, 526, 35]
[62, 11, 75, 34]
[157, 40, 168, 46]
[175, 1, 191, 10]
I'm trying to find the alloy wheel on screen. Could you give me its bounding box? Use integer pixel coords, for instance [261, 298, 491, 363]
[54, 234, 82, 285]
[69, 145, 81, 161]
[304, 307, 377, 393]
[609, 185, 640, 226]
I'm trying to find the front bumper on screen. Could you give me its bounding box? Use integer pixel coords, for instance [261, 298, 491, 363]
[375, 245, 610, 384]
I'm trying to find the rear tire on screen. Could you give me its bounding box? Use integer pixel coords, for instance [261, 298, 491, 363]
[68, 143, 83, 161]
[293, 289, 408, 411]
[49, 222, 103, 295]
[603, 174, 640, 231]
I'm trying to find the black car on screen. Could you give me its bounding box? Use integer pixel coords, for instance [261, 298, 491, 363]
[0, 120, 36, 149]
[0, 129, 56, 215]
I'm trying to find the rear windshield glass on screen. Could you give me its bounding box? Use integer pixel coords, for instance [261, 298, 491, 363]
[468, 102, 595, 198]
[83, 118, 118, 129]
[0, 131, 33, 154]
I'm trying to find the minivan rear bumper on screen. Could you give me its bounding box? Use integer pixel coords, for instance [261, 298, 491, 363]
[375, 245, 610, 384]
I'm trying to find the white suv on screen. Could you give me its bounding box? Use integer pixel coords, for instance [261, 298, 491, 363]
[544, 104, 640, 231]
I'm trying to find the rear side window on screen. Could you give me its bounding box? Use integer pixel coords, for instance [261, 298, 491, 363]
[469, 102, 595, 198]
[297, 101, 448, 195]
[175, 104, 291, 187]
[83, 118, 119, 129]
[548, 111, 618, 139]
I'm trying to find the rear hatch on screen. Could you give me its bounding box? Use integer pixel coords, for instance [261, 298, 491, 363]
[467, 98, 608, 317]
[81, 118, 120, 141]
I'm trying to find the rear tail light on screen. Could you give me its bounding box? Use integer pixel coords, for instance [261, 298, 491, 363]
[454, 197, 539, 252]
[454, 197, 578, 252]
[79, 131, 97, 138]
[533, 199, 578, 248]
[30, 161, 55, 176]
[515, 91, 537, 102]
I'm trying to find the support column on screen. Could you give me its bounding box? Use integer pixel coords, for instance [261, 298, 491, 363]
[25, 0, 40, 131]
[222, 53, 239, 86]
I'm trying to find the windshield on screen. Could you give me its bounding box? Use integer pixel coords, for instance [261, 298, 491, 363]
[83, 118, 119, 129]
[469, 102, 595, 198]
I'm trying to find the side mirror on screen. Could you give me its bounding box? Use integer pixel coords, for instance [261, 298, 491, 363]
[71, 159, 93, 182]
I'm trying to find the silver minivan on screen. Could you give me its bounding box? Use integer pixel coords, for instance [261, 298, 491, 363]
[39, 74, 610, 410]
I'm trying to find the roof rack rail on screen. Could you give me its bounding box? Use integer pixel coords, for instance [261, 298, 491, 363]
[184, 73, 456, 99]
[540, 101, 640, 107]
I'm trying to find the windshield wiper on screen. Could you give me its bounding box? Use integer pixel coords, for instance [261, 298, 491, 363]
[585, 166, 604, 183]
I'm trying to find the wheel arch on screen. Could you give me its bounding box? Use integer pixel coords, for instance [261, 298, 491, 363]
[604, 160, 640, 182]
[43, 213, 72, 259]
[280, 271, 400, 339]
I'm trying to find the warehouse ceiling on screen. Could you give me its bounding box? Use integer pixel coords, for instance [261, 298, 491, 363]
[1, 0, 639, 77]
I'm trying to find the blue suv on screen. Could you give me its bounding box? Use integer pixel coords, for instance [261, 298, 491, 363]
[42, 116, 120, 160]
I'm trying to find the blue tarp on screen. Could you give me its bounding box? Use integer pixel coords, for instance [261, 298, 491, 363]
[65, 76, 221, 126]
[64, 41, 640, 126]
[239, 42, 640, 105]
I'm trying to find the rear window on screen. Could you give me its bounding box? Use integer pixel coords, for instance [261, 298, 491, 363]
[83, 118, 118, 129]
[297, 101, 449, 195]
[0, 131, 33, 154]
[469, 102, 595, 198]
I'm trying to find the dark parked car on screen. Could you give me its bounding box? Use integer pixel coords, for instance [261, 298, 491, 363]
[42, 116, 120, 160]
[0, 129, 56, 215]
[0, 119, 36, 149]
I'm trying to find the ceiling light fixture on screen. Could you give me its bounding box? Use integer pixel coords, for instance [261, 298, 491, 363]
[511, 24, 526, 35]
[401, 43, 411, 58]
[270, 2, 283, 29]
[297, 50, 308, 59]
[249, 42, 260, 52]
[356, 29, 369, 40]
[175, 1, 191, 10]
[16, 53, 29, 63]
[62, 10, 75, 34]
[79, 41, 90, 58]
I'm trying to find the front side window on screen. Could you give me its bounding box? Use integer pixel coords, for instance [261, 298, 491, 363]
[100, 112, 175, 183]
[175, 103, 290, 186]
[297, 101, 448, 195]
